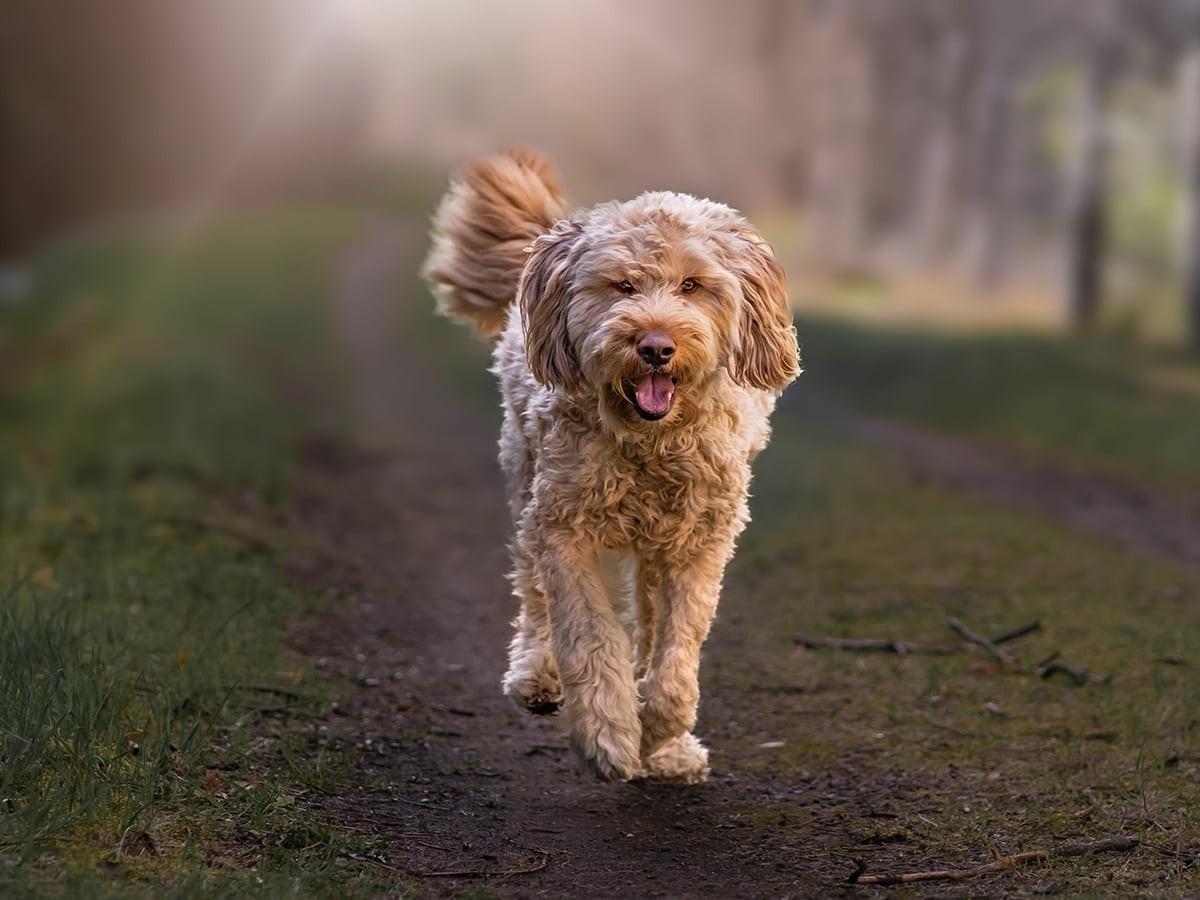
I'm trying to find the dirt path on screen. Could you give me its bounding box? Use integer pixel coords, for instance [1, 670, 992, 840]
[288, 223, 1190, 897]
[290, 223, 889, 897]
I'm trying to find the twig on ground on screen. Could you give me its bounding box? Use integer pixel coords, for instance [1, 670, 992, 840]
[1153, 655, 1190, 667]
[1036, 650, 1061, 669]
[794, 634, 958, 655]
[795, 619, 1039, 657]
[1136, 747, 1166, 832]
[947, 618, 1023, 668]
[846, 835, 1139, 885]
[1142, 841, 1200, 867]
[990, 620, 1041, 645]
[951, 618, 1108, 684]
[1038, 660, 1109, 686]
[795, 619, 1107, 687]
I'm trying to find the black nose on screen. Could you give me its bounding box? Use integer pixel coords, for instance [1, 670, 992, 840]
[637, 332, 676, 367]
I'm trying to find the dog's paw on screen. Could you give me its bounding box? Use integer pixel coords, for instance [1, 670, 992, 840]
[507, 680, 562, 716]
[642, 732, 710, 784]
[637, 676, 694, 757]
[502, 658, 562, 716]
[568, 713, 642, 782]
[577, 742, 642, 783]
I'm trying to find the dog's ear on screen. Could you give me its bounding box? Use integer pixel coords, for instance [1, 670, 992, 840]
[728, 233, 800, 392]
[518, 218, 584, 390]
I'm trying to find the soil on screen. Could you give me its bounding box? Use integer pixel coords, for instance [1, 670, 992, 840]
[284, 224, 1191, 897]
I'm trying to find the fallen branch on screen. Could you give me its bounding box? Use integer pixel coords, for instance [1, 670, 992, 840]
[990, 619, 1041, 645]
[947, 617, 1023, 668]
[1038, 660, 1109, 686]
[796, 619, 1106, 687]
[421, 854, 549, 878]
[795, 620, 1039, 657]
[1142, 840, 1200, 867]
[847, 834, 1139, 885]
[950, 623, 1109, 684]
[794, 634, 958, 655]
[1153, 655, 1190, 667]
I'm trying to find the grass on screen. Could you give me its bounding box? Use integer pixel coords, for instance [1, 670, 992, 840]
[706, 415, 1200, 892]
[0, 205, 393, 895]
[795, 313, 1200, 492]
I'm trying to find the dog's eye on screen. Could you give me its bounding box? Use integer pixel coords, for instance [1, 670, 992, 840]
[680, 278, 699, 294]
[613, 280, 636, 295]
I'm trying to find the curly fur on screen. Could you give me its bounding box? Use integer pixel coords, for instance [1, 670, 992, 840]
[423, 149, 800, 782]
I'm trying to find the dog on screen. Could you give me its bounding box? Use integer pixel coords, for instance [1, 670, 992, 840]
[422, 150, 799, 783]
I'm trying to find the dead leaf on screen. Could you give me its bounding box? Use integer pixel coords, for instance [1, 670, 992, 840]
[201, 770, 227, 799]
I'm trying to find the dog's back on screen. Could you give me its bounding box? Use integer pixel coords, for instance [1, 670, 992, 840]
[422, 149, 567, 340]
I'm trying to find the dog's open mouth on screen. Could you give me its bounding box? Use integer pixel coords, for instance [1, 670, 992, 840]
[631, 371, 676, 421]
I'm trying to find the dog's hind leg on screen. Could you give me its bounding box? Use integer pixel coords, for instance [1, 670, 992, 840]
[501, 549, 562, 716]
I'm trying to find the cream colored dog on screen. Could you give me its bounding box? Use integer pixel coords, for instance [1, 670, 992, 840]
[423, 150, 799, 783]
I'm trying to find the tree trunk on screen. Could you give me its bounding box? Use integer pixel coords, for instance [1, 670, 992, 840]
[914, 28, 970, 266]
[758, 0, 805, 207]
[962, 51, 1016, 286]
[803, 6, 874, 271]
[1064, 50, 1114, 331]
[1178, 40, 1200, 352]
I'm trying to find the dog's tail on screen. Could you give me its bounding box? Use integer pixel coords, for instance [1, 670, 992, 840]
[422, 149, 568, 340]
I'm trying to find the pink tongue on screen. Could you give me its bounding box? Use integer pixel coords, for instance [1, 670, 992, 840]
[634, 372, 674, 415]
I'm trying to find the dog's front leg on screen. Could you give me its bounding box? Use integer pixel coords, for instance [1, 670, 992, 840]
[637, 545, 729, 761]
[536, 530, 642, 782]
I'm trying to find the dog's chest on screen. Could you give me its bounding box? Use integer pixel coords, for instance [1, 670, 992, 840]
[570, 440, 748, 551]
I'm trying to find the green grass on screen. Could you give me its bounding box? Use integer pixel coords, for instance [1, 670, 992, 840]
[796, 314, 1200, 491]
[0, 206, 392, 895]
[710, 416, 1200, 892]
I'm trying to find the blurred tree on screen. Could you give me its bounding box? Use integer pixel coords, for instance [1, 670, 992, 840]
[0, 3, 165, 256]
[801, 2, 877, 270]
[1063, 0, 1120, 330]
[912, 2, 974, 267]
[1177, 1, 1200, 350]
[0, 1, 373, 260]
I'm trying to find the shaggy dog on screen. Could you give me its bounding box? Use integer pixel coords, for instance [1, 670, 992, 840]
[423, 150, 799, 783]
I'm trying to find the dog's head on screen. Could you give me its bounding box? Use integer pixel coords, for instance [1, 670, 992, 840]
[518, 192, 799, 429]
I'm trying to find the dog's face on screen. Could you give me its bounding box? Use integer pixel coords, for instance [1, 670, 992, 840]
[518, 192, 798, 429]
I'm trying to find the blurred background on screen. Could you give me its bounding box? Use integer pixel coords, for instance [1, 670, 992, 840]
[3, 3, 1200, 893]
[8, 0, 1200, 343]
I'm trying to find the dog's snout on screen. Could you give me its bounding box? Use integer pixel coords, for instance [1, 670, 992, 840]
[636, 332, 676, 367]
